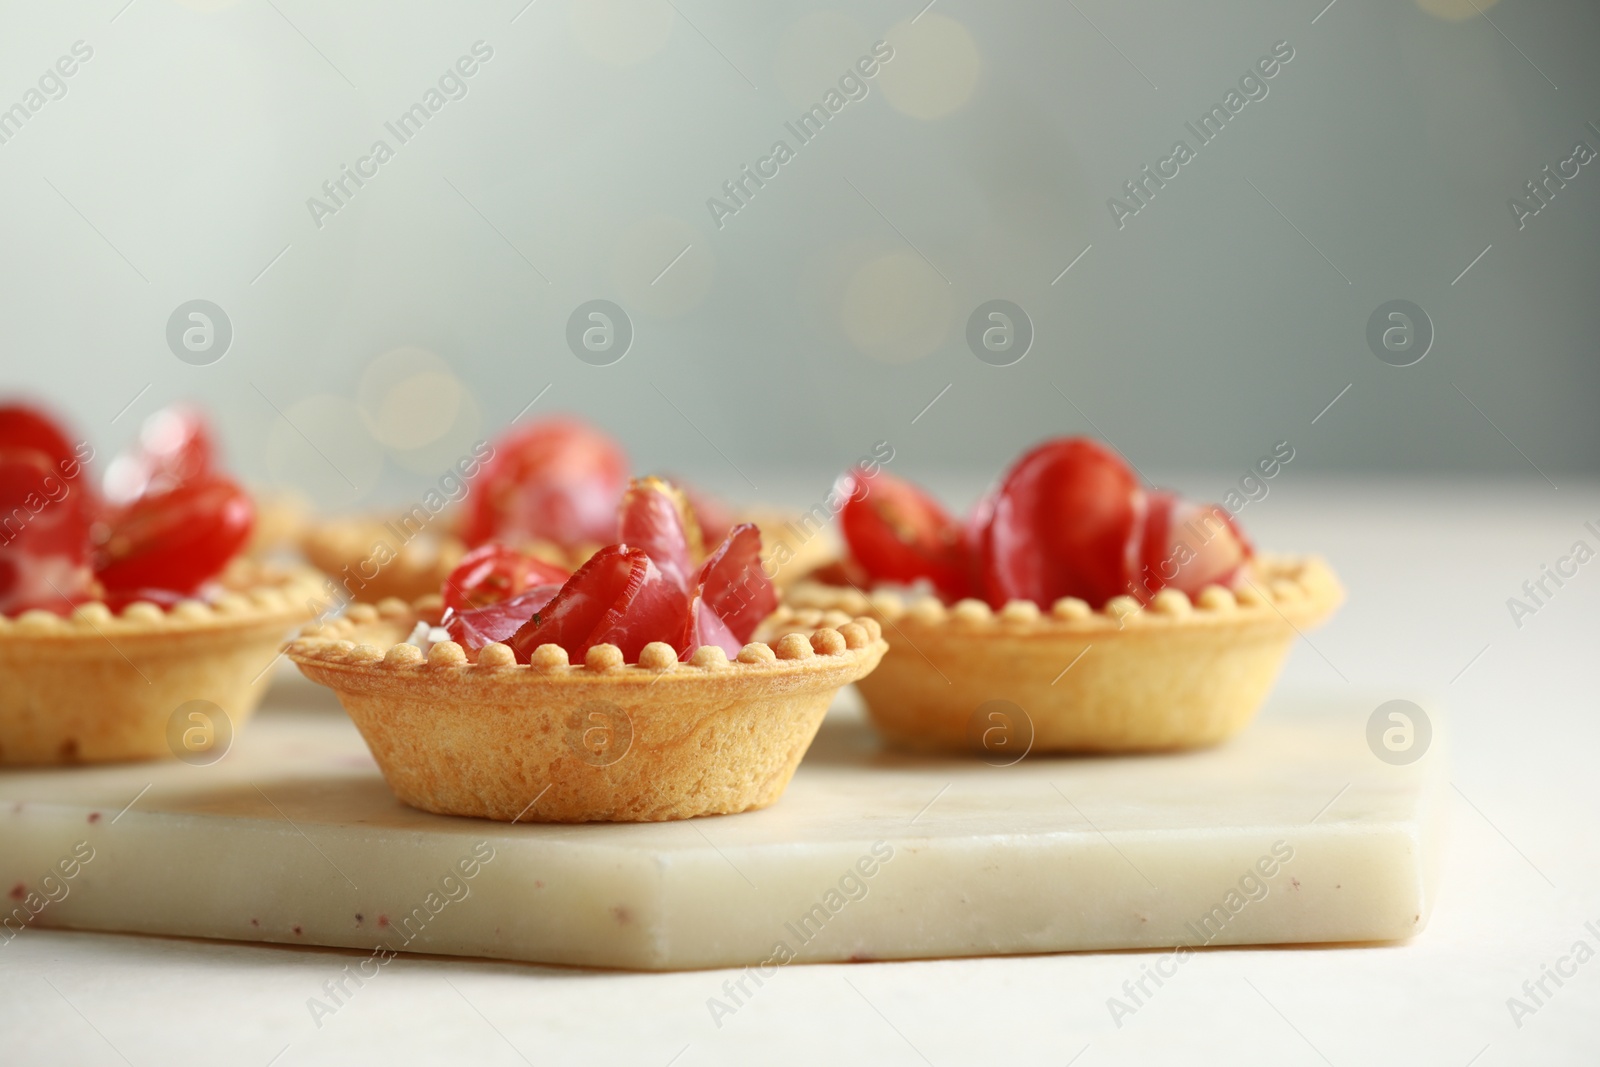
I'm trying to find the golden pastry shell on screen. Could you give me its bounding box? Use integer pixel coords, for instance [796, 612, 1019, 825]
[286, 598, 887, 823]
[0, 561, 325, 765]
[782, 554, 1343, 753]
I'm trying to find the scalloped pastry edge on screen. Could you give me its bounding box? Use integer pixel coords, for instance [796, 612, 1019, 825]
[781, 555, 1340, 633]
[0, 561, 326, 640]
[286, 596, 885, 678]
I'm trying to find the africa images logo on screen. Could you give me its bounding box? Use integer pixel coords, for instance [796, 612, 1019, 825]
[1106, 841, 1295, 1028]
[0, 40, 94, 148]
[1106, 41, 1295, 230]
[705, 841, 896, 1028]
[705, 41, 894, 230]
[305, 41, 495, 229]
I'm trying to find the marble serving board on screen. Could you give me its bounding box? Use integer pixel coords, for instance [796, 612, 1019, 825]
[0, 687, 1443, 971]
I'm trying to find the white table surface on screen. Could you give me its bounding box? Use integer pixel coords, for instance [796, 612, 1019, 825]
[3, 477, 1597, 1066]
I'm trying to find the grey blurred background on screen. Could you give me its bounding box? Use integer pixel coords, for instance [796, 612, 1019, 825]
[1, 0, 1595, 514]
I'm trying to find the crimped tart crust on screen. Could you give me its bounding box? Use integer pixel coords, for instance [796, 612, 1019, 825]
[245, 488, 310, 558]
[783, 555, 1343, 753]
[0, 562, 324, 765]
[286, 599, 887, 823]
[300, 515, 478, 606]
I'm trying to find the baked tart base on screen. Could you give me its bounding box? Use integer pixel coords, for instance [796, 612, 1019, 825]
[286, 600, 887, 823]
[783, 555, 1342, 753]
[301, 515, 475, 606]
[245, 488, 310, 558]
[0, 562, 324, 765]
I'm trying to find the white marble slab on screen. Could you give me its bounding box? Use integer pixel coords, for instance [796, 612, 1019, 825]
[0, 690, 1442, 971]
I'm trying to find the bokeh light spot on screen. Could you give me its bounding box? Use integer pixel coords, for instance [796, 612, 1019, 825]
[839, 249, 952, 364]
[879, 14, 981, 120]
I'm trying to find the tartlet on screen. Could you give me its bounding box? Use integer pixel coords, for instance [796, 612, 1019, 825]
[302, 508, 831, 606]
[0, 400, 319, 764]
[301, 415, 830, 605]
[245, 488, 310, 558]
[301, 514, 474, 605]
[807, 436, 1343, 754]
[785, 554, 1341, 752]
[0, 560, 322, 764]
[287, 598, 886, 822]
